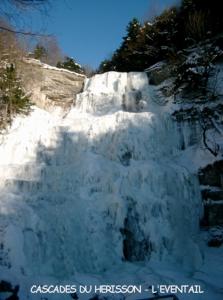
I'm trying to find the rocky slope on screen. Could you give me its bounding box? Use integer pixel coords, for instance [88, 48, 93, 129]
[18, 58, 85, 111]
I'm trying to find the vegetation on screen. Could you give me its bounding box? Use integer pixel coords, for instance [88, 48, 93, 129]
[34, 44, 47, 60]
[0, 1, 49, 35]
[0, 0, 84, 130]
[98, 0, 223, 73]
[32, 36, 63, 66]
[0, 62, 31, 128]
[1, 0, 223, 130]
[57, 56, 84, 74]
[173, 45, 222, 99]
[0, 19, 31, 129]
[0, 1, 50, 129]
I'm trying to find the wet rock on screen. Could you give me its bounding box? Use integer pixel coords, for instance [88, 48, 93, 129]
[201, 188, 223, 201]
[207, 226, 223, 247]
[120, 151, 132, 166]
[0, 280, 13, 292]
[201, 203, 223, 227]
[71, 292, 79, 299]
[121, 197, 152, 261]
[208, 238, 223, 247]
[0, 281, 19, 300]
[198, 160, 223, 188]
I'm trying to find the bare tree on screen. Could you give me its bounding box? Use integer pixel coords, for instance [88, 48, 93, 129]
[185, 11, 209, 42]
[82, 64, 95, 77]
[34, 36, 63, 66]
[0, 1, 50, 129]
[0, 0, 49, 35]
[198, 109, 220, 157]
[1, 0, 48, 10]
[0, 18, 23, 60]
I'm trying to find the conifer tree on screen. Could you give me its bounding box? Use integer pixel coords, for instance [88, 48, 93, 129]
[34, 44, 47, 60]
[0, 63, 31, 127]
[57, 56, 84, 74]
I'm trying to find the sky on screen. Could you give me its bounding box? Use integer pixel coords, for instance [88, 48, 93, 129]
[22, 0, 179, 69]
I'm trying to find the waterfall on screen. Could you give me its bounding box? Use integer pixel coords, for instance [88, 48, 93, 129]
[0, 72, 202, 281]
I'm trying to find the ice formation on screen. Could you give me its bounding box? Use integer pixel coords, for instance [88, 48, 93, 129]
[0, 72, 205, 292]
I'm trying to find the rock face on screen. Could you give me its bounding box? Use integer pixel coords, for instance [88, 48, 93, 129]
[199, 160, 223, 188]
[18, 59, 85, 111]
[145, 61, 173, 85]
[199, 160, 223, 229]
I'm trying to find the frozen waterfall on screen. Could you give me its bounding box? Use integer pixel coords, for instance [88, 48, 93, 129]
[0, 72, 202, 281]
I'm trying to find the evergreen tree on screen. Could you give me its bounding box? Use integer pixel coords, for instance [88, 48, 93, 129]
[98, 0, 223, 73]
[98, 59, 113, 73]
[99, 18, 143, 72]
[0, 63, 31, 127]
[125, 18, 141, 41]
[34, 44, 47, 60]
[57, 56, 84, 74]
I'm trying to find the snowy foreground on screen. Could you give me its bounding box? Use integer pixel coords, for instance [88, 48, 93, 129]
[0, 72, 222, 299]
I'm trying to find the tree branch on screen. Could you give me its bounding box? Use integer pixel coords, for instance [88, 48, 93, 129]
[9, 0, 47, 7]
[0, 25, 50, 36]
[202, 125, 219, 157]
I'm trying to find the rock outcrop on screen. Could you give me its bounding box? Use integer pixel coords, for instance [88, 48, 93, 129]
[199, 160, 223, 247]
[18, 58, 85, 111]
[145, 61, 173, 85]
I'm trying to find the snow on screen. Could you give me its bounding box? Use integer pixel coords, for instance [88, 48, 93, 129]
[23, 58, 86, 78]
[0, 71, 222, 300]
[144, 61, 167, 73]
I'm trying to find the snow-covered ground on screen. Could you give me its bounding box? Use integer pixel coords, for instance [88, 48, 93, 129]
[0, 72, 222, 300]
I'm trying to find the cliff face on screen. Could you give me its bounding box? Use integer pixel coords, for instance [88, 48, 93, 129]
[18, 58, 86, 111]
